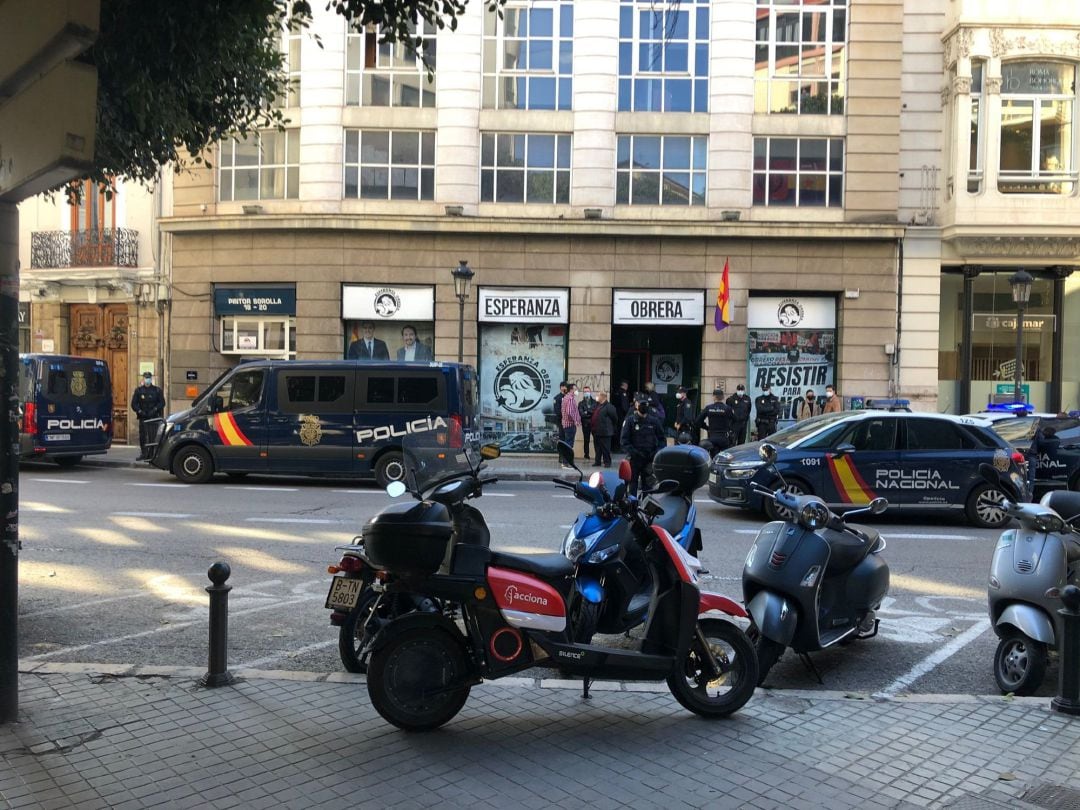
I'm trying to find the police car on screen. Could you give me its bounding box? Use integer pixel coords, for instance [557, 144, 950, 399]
[986, 414, 1080, 492]
[708, 410, 1029, 528]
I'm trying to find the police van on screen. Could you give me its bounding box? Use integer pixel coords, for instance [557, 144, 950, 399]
[149, 360, 477, 486]
[19, 354, 113, 466]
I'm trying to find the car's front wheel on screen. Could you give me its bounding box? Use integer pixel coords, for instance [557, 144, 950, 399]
[965, 482, 1010, 528]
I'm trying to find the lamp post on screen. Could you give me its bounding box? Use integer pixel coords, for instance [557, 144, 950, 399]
[451, 260, 474, 363]
[1009, 269, 1034, 403]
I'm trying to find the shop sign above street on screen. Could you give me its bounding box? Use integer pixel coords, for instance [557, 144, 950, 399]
[612, 289, 705, 325]
[972, 312, 1055, 331]
[342, 284, 434, 321]
[478, 287, 569, 324]
[214, 286, 296, 316]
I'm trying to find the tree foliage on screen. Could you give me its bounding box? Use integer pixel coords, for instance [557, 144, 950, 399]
[74, 0, 502, 196]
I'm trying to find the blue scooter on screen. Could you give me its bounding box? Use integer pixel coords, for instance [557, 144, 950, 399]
[556, 444, 709, 643]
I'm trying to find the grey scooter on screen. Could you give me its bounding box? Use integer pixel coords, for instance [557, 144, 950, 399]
[982, 464, 1080, 695]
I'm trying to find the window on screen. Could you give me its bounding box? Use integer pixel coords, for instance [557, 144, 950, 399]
[483, 2, 573, 110]
[344, 130, 435, 200]
[838, 418, 897, 452]
[616, 135, 706, 205]
[969, 61, 984, 192]
[45, 366, 107, 400]
[903, 420, 973, 451]
[480, 133, 571, 204]
[618, 0, 709, 113]
[280, 374, 351, 414]
[998, 61, 1076, 194]
[345, 22, 436, 108]
[219, 130, 299, 201]
[218, 370, 265, 411]
[366, 377, 395, 405]
[755, 0, 847, 115]
[398, 376, 439, 405]
[753, 137, 844, 207]
[221, 317, 296, 358]
[281, 23, 302, 107]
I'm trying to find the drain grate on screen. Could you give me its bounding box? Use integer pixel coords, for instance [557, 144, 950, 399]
[1024, 784, 1080, 810]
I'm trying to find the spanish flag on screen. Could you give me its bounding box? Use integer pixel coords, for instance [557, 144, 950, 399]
[714, 258, 731, 332]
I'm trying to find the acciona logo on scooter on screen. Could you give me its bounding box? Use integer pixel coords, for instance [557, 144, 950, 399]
[504, 584, 548, 608]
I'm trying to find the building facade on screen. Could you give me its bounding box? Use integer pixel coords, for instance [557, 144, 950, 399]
[161, 0, 910, 445]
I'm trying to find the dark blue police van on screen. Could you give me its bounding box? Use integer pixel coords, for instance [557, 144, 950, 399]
[149, 360, 477, 486]
[19, 354, 113, 466]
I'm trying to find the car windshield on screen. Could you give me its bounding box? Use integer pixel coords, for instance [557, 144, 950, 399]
[401, 429, 480, 494]
[767, 411, 854, 447]
[991, 416, 1038, 445]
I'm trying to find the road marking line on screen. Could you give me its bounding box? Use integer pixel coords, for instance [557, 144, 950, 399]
[886, 533, 979, 540]
[235, 639, 337, 669]
[331, 489, 382, 494]
[734, 529, 759, 534]
[890, 573, 983, 600]
[112, 511, 195, 519]
[129, 483, 190, 488]
[875, 618, 990, 697]
[29, 478, 88, 484]
[483, 493, 516, 497]
[553, 495, 575, 499]
[227, 486, 299, 492]
[694, 499, 712, 504]
[245, 517, 342, 525]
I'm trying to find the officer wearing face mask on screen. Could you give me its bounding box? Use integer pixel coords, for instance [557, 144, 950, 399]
[696, 388, 734, 452]
[620, 398, 666, 495]
[673, 386, 696, 445]
[727, 384, 751, 445]
[754, 384, 781, 439]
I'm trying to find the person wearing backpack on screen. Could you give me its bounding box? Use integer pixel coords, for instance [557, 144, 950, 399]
[590, 390, 619, 468]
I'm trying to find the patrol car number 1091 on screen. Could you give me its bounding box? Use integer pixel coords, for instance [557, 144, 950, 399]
[707, 411, 1030, 529]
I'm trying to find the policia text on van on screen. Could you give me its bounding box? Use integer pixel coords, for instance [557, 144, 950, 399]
[148, 361, 477, 486]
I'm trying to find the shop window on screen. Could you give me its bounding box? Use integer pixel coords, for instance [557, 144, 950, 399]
[616, 135, 707, 205]
[344, 130, 435, 200]
[998, 61, 1076, 195]
[482, 2, 573, 110]
[618, 0, 709, 113]
[480, 133, 571, 204]
[221, 317, 296, 358]
[345, 21, 436, 108]
[754, 0, 846, 115]
[219, 130, 300, 201]
[752, 137, 844, 207]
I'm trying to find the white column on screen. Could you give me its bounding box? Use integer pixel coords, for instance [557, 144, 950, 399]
[709, 0, 755, 212]
[435, 3, 484, 208]
[571, 0, 619, 208]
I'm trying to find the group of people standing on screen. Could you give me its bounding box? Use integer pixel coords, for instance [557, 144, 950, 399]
[796, 384, 842, 421]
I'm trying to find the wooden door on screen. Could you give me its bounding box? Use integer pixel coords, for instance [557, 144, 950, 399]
[68, 303, 130, 443]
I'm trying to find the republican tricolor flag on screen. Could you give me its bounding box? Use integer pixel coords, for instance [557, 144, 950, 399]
[714, 258, 731, 332]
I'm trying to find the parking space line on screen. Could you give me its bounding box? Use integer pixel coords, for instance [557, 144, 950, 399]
[227, 486, 299, 492]
[875, 619, 990, 697]
[129, 482, 190, 488]
[29, 478, 88, 484]
[245, 517, 342, 525]
[236, 639, 337, 669]
[885, 533, 979, 541]
[113, 512, 195, 519]
[483, 493, 516, 497]
[331, 489, 382, 494]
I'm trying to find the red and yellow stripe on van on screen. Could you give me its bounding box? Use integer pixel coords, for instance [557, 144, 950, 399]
[826, 454, 875, 505]
[214, 412, 252, 447]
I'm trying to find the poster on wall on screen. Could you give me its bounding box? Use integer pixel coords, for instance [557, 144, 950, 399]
[479, 323, 567, 452]
[651, 354, 683, 392]
[342, 284, 436, 360]
[747, 296, 837, 424]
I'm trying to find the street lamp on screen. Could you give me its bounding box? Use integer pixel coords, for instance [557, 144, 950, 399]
[1009, 269, 1034, 403]
[451, 259, 474, 363]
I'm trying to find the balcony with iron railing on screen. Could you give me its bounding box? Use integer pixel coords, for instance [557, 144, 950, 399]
[30, 228, 139, 269]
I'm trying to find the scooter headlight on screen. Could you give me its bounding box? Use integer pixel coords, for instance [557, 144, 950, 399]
[565, 529, 606, 563]
[1032, 511, 1065, 534]
[586, 544, 619, 564]
[799, 502, 830, 531]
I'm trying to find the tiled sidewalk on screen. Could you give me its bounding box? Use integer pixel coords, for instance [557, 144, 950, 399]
[3, 664, 1079, 809]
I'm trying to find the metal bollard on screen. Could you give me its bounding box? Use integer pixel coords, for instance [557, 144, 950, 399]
[200, 562, 235, 688]
[1051, 584, 1080, 716]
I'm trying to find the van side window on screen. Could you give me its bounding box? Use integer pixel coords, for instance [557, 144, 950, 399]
[368, 377, 395, 404]
[44, 365, 107, 400]
[318, 376, 347, 403]
[398, 377, 438, 405]
[219, 370, 264, 411]
[279, 373, 352, 414]
[286, 376, 316, 403]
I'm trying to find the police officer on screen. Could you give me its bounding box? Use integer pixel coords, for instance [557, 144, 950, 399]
[673, 386, 696, 445]
[131, 371, 165, 460]
[697, 388, 735, 453]
[619, 398, 666, 495]
[755, 384, 781, 439]
[727, 384, 751, 445]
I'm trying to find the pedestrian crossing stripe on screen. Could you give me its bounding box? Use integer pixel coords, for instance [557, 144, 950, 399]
[826, 454, 874, 505]
[214, 412, 252, 446]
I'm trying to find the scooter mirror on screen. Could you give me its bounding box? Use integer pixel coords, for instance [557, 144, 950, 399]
[759, 443, 778, 464]
[556, 440, 576, 469]
[386, 481, 407, 498]
[618, 458, 632, 482]
[868, 497, 888, 515]
[480, 444, 501, 460]
[977, 462, 1000, 487]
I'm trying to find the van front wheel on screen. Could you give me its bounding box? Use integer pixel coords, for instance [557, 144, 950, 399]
[374, 451, 406, 488]
[173, 445, 214, 484]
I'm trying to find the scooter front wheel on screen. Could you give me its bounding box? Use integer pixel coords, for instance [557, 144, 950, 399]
[667, 619, 758, 718]
[367, 627, 471, 731]
[994, 631, 1048, 696]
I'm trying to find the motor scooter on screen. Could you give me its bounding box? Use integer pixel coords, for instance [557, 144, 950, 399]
[742, 443, 890, 685]
[344, 433, 758, 731]
[981, 463, 1080, 695]
[558, 445, 709, 643]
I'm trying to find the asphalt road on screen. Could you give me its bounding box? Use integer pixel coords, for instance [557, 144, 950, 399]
[14, 460, 1035, 697]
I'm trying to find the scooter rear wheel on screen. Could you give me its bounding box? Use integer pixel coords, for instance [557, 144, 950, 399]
[367, 627, 471, 731]
[994, 631, 1048, 696]
[667, 619, 758, 718]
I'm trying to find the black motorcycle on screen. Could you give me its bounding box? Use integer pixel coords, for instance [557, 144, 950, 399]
[742, 443, 890, 685]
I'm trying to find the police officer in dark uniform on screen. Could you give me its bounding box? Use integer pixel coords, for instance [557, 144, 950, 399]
[619, 399, 666, 495]
[673, 386, 696, 445]
[131, 371, 165, 460]
[696, 388, 734, 453]
[727, 384, 751, 445]
[755, 384, 781, 439]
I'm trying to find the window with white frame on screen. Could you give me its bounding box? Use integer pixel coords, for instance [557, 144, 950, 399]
[998, 61, 1076, 194]
[754, 0, 847, 115]
[280, 23, 301, 107]
[480, 133, 571, 203]
[482, 2, 573, 110]
[344, 130, 435, 200]
[219, 130, 300, 201]
[753, 137, 844, 207]
[345, 22, 436, 108]
[618, 0, 710, 113]
[616, 135, 707, 205]
[221, 317, 296, 357]
[968, 61, 984, 192]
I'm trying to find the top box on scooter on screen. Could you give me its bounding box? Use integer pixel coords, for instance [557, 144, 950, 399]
[363, 501, 453, 573]
[652, 445, 711, 494]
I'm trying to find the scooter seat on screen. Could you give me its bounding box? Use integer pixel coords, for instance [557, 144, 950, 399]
[651, 493, 691, 538]
[1041, 491, 1080, 524]
[489, 551, 574, 580]
[823, 528, 875, 576]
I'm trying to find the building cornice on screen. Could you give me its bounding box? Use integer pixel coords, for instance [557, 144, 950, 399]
[158, 214, 905, 242]
[942, 225, 1080, 261]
